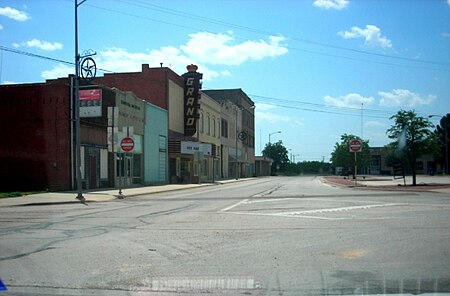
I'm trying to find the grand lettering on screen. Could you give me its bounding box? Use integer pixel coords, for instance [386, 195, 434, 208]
[182, 70, 202, 136]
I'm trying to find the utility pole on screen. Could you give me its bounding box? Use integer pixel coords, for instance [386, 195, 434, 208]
[74, 0, 87, 202]
[235, 105, 239, 180]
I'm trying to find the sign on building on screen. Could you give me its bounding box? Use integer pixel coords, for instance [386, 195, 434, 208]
[181, 64, 202, 137]
[79, 89, 102, 117]
[181, 141, 212, 155]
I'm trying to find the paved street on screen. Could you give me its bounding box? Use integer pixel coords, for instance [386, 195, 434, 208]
[1, 176, 449, 295]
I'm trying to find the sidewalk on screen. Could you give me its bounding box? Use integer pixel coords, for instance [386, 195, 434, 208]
[323, 175, 450, 194]
[0, 179, 252, 207]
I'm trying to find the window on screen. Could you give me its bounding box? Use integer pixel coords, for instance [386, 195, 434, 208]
[199, 113, 204, 133]
[221, 119, 228, 138]
[217, 121, 220, 139]
[206, 115, 210, 135]
[212, 118, 216, 137]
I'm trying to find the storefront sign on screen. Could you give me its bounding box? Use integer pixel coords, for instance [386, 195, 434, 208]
[181, 141, 212, 155]
[79, 89, 102, 117]
[181, 64, 202, 136]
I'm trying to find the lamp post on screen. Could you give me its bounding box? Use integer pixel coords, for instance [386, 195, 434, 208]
[429, 114, 448, 174]
[269, 131, 281, 144]
[74, 0, 87, 202]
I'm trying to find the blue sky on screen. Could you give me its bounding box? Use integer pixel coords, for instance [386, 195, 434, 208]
[1, 0, 449, 162]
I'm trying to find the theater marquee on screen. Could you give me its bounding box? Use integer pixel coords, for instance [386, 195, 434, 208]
[181, 64, 202, 137]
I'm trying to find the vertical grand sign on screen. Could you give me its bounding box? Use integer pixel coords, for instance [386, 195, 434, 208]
[181, 64, 202, 137]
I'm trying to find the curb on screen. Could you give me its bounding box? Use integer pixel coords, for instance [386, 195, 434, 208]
[1, 180, 251, 207]
[321, 177, 450, 194]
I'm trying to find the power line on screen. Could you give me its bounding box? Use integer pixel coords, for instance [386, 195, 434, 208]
[248, 94, 394, 119]
[0, 45, 74, 66]
[110, 0, 449, 68]
[0, 45, 436, 121]
[251, 100, 390, 119]
[0, 45, 113, 74]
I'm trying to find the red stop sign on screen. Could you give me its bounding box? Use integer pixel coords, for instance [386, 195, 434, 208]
[349, 139, 362, 152]
[120, 137, 135, 152]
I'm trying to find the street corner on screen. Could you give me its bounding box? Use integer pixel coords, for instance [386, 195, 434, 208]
[321, 176, 365, 188]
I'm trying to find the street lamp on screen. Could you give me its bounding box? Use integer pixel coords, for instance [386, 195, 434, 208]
[74, 0, 87, 202]
[429, 114, 448, 174]
[269, 131, 281, 144]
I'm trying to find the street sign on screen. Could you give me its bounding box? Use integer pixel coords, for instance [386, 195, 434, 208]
[120, 137, 135, 152]
[349, 139, 362, 152]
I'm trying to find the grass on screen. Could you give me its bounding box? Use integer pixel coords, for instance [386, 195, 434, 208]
[0, 191, 47, 199]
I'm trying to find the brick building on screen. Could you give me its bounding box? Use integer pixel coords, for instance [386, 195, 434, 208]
[0, 79, 72, 191]
[93, 64, 199, 183]
[0, 77, 167, 191]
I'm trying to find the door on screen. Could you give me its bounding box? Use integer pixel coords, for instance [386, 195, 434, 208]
[89, 155, 97, 189]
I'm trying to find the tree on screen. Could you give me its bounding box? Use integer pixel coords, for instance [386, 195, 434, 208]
[433, 114, 450, 174]
[330, 134, 370, 177]
[262, 140, 290, 174]
[386, 110, 434, 186]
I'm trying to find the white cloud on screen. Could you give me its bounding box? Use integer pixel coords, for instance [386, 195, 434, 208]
[378, 89, 436, 107]
[255, 103, 277, 111]
[313, 0, 349, 10]
[448, 0, 450, 7]
[40, 32, 287, 81]
[324, 93, 374, 108]
[292, 119, 305, 127]
[41, 63, 74, 80]
[338, 25, 392, 48]
[257, 110, 291, 124]
[22, 39, 63, 51]
[0, 6, 29, 21]
[180, 32, 288, 66]
[364, 120, 386, 128]
[98, 46, 203, 77]
[0, 24, 3, 30]
[1, 81, 18, 85]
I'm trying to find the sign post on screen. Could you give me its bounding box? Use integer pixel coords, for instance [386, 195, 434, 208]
[349, 139, 362, 186]
[118, 136, 134, 198]
[120, 137, 135, 152]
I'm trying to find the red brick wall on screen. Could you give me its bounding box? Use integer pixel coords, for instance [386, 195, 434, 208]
[93, 64, 184, 110]
[0, 80, 71, 191]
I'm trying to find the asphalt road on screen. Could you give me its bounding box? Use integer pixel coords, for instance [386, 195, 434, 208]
[1, 176, 449, 295]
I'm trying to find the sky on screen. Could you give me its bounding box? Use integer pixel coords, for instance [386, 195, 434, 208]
[1, 0, 449, 162]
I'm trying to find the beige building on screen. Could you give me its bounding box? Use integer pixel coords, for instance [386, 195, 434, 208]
[198, 92, 222, 182]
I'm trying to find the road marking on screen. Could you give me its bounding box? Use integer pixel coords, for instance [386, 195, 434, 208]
[226, 211, 345, 220]
[220, 203, 404, 220]
[218, 199, 249, 212]
[284, 203, 402, 215]
[246, 198, 294, 204]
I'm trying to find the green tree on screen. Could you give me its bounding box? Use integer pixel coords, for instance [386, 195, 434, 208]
[330, 134, 370, 177]
[433, 114, 449, 174]
[386, 110, 434, 185]
[262, 140, 290, 174]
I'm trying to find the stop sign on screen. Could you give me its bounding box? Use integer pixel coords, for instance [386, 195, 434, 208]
[120, 137, 135, 152]
[349, 139, 362, 152]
